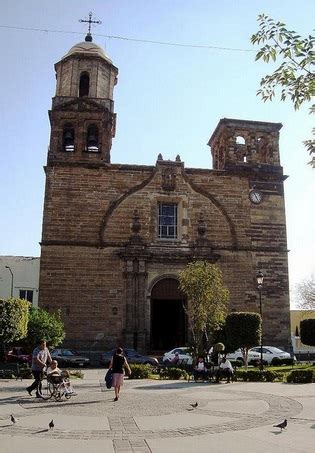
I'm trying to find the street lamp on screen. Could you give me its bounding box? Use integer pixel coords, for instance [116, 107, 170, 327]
[5, 265, 14, 298]
[256, 270, 264, 371]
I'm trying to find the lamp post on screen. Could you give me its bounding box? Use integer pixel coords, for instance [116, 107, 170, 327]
[256, 271, 264, 371]
[5, 265, 14, 298]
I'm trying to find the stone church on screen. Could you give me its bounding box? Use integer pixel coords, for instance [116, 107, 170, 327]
[39, 31, 290, 352]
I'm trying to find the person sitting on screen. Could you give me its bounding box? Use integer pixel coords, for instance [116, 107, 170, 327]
[216, 357, 234, 383]
[193, 356, 208, 381]
[164, 352, 180, 366]
[46, 360, 72, 393]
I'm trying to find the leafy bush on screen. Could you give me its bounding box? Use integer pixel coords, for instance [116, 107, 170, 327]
[129, 364, 151, 379]
[246, 370, 265, 381]
[286, 369, 314, 383]
[160, 367, 188, 380]
[0, 369, 16, 379]
[264, 370, 281, 382]
[0, 298, 30, 344]
[225, 312, 261, 362]
[230, 360, 244, 368]
[234, 369, 247, 381]
[19, 365, 33, 379]
[24, 307, 65, 349]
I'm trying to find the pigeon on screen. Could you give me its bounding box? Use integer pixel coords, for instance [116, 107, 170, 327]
[273, 419, 287, 431]
[190, 402, 198, 409]
[49, 419, 54, 429]
[10, 414, 18, 424]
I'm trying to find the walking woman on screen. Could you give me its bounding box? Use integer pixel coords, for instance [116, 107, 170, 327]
[109, 347, 131, 401]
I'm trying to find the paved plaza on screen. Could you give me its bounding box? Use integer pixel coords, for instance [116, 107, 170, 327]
[0, 369, 314, 452]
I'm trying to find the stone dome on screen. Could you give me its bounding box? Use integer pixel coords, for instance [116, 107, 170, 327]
[61, 40, 113, 64]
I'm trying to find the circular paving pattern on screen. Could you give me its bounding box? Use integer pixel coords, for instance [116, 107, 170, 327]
[0, 380, 303, 442]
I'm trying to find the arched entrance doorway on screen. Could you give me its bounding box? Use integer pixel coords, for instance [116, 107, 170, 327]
[150, 278, 187, 351]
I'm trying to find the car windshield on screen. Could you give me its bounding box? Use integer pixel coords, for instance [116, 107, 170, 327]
[62, 350, 75, 356]
[268, 347, 285, 353]
[125, 349, 138, 357]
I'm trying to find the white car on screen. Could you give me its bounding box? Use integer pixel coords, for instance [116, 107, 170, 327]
[226, 348, 260, 364]
[163, 347, 193, 365]
[249, 346, 294, 365]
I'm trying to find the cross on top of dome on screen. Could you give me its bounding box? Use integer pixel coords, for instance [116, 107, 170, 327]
[79, 11, 102, 42]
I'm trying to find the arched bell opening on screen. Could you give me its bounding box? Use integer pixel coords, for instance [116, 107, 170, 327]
[86, 124, 99, 152]
[79, 72, 90, 97]
[150, 277, 187, 351]
[62, 124, 75, 152]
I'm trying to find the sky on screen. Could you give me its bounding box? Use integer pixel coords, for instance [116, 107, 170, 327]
[0, 0, 314, 307]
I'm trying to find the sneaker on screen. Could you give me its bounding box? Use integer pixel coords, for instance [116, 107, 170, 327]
[26, 387, 32, 396]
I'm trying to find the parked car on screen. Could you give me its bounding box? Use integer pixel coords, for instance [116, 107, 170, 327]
[226, 348, 260, 365]
[162, 347, 193, 365]
[5, 347, 32, 365]
[50, 349, 90, 367]
[100, 348, 159, 367]
[249, 346, 295, 365]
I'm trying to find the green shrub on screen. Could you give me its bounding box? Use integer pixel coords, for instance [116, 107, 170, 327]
[160, 367, 188, 380]
[245, 370, 265, 381]
[129, 364, 151, 379]
[286, 369, 314, 383]
[264, 370, 281, 382]
[0, 370, 16, 379]
[19, 365, 33, 379]
[235, 369, 247, 381]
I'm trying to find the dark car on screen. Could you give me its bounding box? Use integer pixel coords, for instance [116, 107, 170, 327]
[100, 348, 159, 367]
[5, 347, 32, 365]
[50, 349, 90, 367]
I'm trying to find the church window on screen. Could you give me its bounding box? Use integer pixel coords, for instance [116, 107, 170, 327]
[158, 203, 178, 239]
[79, 72, 90, 97]
[62, 124, 75, 152]
[86, 124, 99, 152]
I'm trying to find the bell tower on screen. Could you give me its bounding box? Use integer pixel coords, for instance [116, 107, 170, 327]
[47, 28, 118, 164]
[208, 118, 282, 170]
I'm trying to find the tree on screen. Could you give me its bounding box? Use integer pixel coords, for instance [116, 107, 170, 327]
[224, 312, 261, 368]
[296, 274, 315, 310]
[0, 298, 29, 345]
[251, 14, 315, 166]
[178, 261, 229, 355]
[24, 307, 65, 349]
[300, 319, 315, 346]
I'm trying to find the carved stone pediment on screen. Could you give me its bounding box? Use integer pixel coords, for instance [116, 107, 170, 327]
[52, 97, 112, 113]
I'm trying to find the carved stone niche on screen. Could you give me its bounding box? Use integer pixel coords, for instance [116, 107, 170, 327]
[161, 167, 176, 192]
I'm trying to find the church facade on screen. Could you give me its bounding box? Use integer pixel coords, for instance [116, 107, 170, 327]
[39, 33, 290, 352]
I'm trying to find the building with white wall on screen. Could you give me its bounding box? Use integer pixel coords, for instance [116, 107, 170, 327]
[0, 256, 40, 307]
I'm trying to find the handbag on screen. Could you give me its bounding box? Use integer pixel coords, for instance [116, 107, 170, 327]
[105, 368, 113, 389]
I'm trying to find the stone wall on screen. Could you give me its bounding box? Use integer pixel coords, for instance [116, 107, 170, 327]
[39, 155, 290, 350]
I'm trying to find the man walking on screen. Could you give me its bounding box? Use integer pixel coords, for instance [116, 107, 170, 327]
[26, 340, 52, 398]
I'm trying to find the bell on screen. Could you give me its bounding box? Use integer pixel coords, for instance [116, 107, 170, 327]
[87, 134, 97, 147]
[64, 130, 73, 140]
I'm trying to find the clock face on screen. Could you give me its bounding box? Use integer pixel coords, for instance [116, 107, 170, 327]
[249, 190, 263, 204]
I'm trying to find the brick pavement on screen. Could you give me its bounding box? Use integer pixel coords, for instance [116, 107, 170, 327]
[0, 369, 314, 452]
